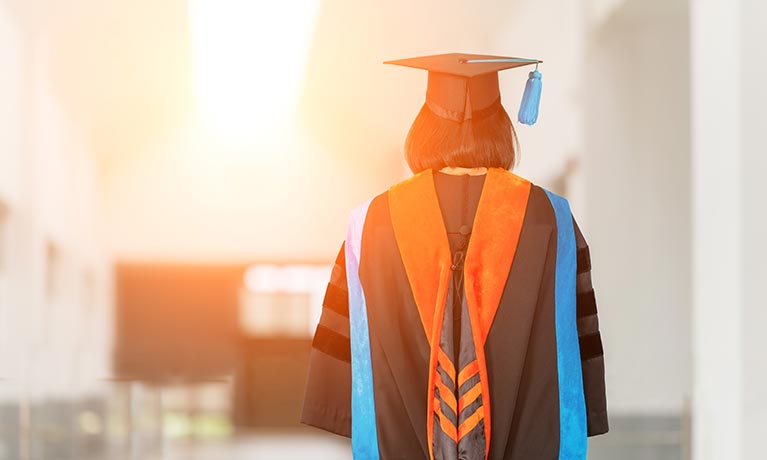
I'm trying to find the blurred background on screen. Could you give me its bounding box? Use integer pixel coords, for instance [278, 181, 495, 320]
[0, 0, 764, 459]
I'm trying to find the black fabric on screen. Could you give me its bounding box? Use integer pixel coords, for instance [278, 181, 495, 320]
[434, 170, 489, 459]
[301, 173, 610, 457]
[322, 282, 349, 318]
[329, 241, 347, 287]
[577, 246, 591, 274]
[301, 342, 352, 438]
[576, 289, 598, 318]
[300, 242, 352, 437]
[436, 392, 458, 426]
[432, 170, 486, 257]
[318, 306, 350, 337]
[578, 332, 604, 361]
[572, 218, 610, 437]
[486, 185, 561, 460]
[582, 354, 609, 436]
[437, 261, 486, 459]
[361, 192, 432, 460]
[311, 324, 351, 363]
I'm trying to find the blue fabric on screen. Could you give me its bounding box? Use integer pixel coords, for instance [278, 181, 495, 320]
[345, 197, 379, 460]
[518, 69, 543, 126]
[544, 190, 588, 459]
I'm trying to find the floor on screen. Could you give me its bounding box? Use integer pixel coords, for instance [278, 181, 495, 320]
[159, 415, 687, 460]
[162, 428, 352, 460]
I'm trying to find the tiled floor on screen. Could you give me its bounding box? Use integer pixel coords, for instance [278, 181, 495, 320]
[163, 428, 352, 460]
[160, 415, 686, 460]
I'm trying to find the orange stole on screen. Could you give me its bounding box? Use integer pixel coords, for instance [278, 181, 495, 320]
[389, 167, 531, 460]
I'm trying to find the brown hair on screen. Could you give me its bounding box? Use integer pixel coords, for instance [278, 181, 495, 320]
[404, 102, 520, 174]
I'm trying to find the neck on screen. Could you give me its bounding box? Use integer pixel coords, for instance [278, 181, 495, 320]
[438, 166, 488, 176]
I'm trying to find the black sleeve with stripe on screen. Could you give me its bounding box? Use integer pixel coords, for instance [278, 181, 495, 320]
[300, 241, 352, 438]
[572, 217, 610, 437]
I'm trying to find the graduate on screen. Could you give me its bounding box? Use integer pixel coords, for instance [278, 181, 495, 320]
[301, 52, 609, 460]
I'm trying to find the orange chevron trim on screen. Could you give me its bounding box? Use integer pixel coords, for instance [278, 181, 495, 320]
[426, 286, 451, 460]
[389, 168, 454, 460]
[458, 381, 482, 413]
[435, 381, 457, 413]
[458, 406, 485, 440]
[434, 397, 458, 442]
[389, 167, 532, 460]
[457, 360, 479, 387]
[426, 288, 450, 460]
[437, 348, 457, 381]
[464, 167, 531, 457]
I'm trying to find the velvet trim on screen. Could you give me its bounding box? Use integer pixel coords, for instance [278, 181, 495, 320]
[544, 189, 588, 459]
[312, 324, 351, 363]
[388, 167, 531, 460]
[322, 282, 349, 318]
[330, 242, 347, 287]
[576, 289, 598, 318]
[425, 272, 451, 460]
[577, 246, 591, 274]
[389, 168, 454, 460]
[388, 168, 453, 343]
[346, 197, 380, 460]
[578, 332, 604, 361]
[318, 307, 350, 337]
[465, 168, 530, 459]
[464, 167, 532, 345]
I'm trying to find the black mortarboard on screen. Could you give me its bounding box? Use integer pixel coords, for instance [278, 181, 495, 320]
[384, 52, 543, 125]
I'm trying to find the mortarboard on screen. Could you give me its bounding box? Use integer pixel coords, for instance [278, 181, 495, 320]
[384, 52, 543, 125]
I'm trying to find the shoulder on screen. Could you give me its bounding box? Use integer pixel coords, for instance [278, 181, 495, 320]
[526, 183, 584, 245]
[503, 168, 568, 210]
[492, 169, 565, 226]
[389, 168, 431, 189]
[347, 168, 433, 223]
[345, 187, 390, 233]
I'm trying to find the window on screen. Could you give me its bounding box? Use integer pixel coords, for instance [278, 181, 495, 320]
[239, 263, 331, 337]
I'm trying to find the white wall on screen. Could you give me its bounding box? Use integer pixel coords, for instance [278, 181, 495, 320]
[691, 0, 767, 458]
[740, 0, 767, 452]
[0, 3, 114, 406]
[584, 0, 692, 416]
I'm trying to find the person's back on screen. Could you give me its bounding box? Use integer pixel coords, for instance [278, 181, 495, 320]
[301, 53, 609, 460]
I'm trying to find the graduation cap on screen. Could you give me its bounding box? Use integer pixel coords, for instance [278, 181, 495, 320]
[384, 52, 543, 125]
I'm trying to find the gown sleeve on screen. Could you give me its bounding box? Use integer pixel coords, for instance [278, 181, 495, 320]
[572, 217, 610, 437]
[300, 241, 352, 437]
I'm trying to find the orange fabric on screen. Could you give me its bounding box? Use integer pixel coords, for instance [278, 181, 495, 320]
[390, 168, 453, 460]
[425, 272, 451, 460]
[464, 167, 532, 345]
[458, 381, 482, 412]
[434, 397, 458, 442]
[458, 406, 485, 440]
[438, 348, 457, 380]
[466, 297, 492, 459]
[388, 167, 531, 460]
[464, 167, 531, 458]
[389, 168, 452, 342]
[457, 360, 479, 387]
[436, 378, 458, 413]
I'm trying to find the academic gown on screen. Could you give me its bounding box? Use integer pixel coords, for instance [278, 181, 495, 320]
[301, 166, 609, 460]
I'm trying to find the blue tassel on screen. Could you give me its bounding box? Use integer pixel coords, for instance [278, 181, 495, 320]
[518, 66, 542, 125]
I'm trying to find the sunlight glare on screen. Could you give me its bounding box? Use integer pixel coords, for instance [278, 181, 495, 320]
[190, 0, 320, 147]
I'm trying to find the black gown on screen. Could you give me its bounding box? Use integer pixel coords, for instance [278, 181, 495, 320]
[301, 167, 609, 460]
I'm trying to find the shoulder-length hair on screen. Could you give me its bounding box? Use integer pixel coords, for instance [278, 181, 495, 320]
[404, 101, 520, 174]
